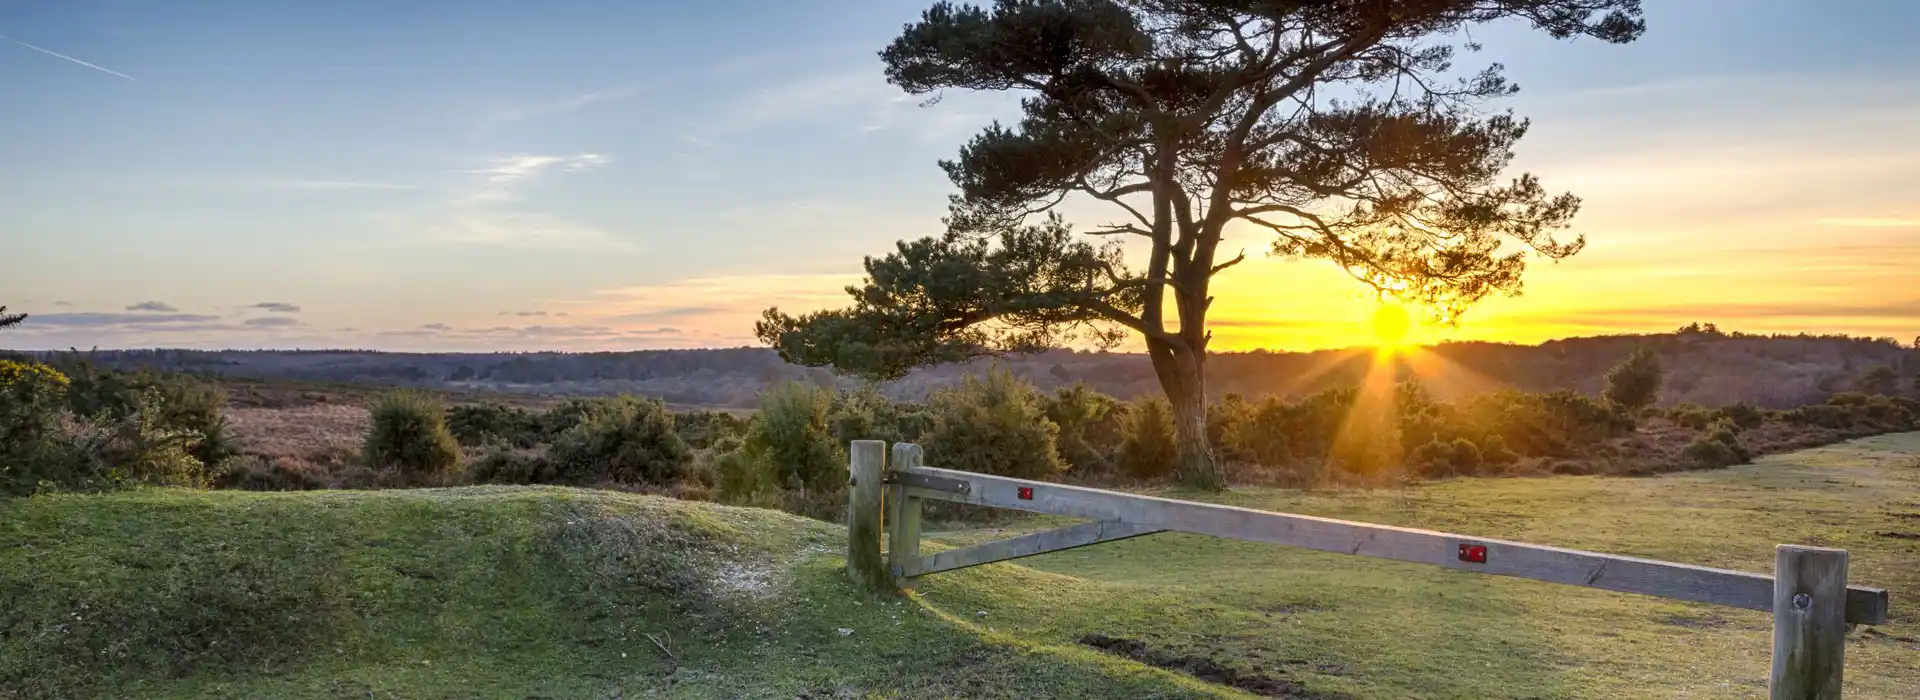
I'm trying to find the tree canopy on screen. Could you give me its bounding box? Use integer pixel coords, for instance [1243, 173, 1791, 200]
[759, 0, 1644, 486]
[0, 306, 24, 330]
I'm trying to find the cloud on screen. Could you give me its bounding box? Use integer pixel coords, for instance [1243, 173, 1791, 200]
[421, 212, 629, 250]
[1815, 217, 1920, 228]
[483, 84, 644, 126]
[243, 317, 301, 328]
[250, 302, 302, 313]
[502, 310, 549, 317]
[53, 301, 73, 307]
[262, 180, 418, 192]
[605, 306, 730, 324]
[465, 153, 610, 203]
[126, 301, 178, 312]
[421, 323, 452, 332]
[27, 312, 222, 327]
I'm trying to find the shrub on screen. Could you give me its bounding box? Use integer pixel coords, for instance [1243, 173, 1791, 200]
[447, 402, 541, 448]
[1048, 383, 1119, 472]
[213, 454, 333, 491]
[828, 385, 924, 446]
[922, 368, 1062, 481]
[23, 391, 212, 494]
[548, 396, 691, 486]
[1479, 434, 1517, 466]
[1682, 436, 1742, 469]
[0, 360, 70, 449]
[536, 398, 620, 441]
[1470, 390, 1628, 457]
[673, 410, 746, 450]
[1667, 403, 1713, 430]
[1118, 395, 1176, 479]
[1603, 347, 1664, 412]
[361, 392, 462, 481]
[468, 448, 554, 485]
[1715, 402, 1764, 430]
[738, 381, 844, 493]
[1859, 364, 1899, 396]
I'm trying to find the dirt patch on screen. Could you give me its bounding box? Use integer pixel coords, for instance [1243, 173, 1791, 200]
[1077, 634, 1351, 699]
[1874, 531, 1920, 541]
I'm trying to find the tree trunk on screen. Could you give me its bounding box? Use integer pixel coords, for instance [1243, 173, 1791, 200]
[1148, 345, 1223, 490]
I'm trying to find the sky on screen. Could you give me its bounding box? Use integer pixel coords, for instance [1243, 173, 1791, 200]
[2, 0, 1916, 353]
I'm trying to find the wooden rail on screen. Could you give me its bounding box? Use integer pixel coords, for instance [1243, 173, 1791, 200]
[847, 441, 1894, 699]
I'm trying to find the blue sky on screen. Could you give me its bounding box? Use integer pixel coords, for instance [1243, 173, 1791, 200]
[3, 0, 1917, 351]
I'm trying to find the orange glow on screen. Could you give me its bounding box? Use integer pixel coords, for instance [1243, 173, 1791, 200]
[1370, 304, 1413, 350]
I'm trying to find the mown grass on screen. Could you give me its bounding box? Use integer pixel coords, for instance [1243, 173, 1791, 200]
[2, 434, 1915, 698]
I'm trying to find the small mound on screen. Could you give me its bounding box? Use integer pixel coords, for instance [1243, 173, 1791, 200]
[0, 486, 836, 698]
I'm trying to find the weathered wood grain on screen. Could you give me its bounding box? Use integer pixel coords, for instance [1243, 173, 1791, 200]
[903, 520, 1163, 577]
[1771, 545, 1848, 699]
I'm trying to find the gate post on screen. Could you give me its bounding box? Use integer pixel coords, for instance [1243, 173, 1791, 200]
[887, 442, 925, 591]
[1771, 545, 1848, 699]
[847, 440, 890, 592]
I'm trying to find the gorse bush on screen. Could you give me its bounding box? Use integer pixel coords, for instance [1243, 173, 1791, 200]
[1716, 402, 1764, 430]
[673, 410, 747, 450]
[922, 367, 1062, 481]
[362, 392, 462, 481]
[3, 361, 220, 495]
[446, 402, 541, 448]
[548, 396, 690, 486]
[1118, 395, 1176, 479]
[1603, 346, 1663, 411]
[738, 381, 843, 493]
[1047, 382, 1119, 472]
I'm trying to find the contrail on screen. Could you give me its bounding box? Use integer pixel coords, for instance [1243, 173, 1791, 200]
[1, 34, 136, 81]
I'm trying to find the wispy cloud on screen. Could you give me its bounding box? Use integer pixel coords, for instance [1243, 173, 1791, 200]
[1, 34, 135, 81]
[263, 180, 418, 192]
[482, 84, 644, 126]
[28, 312, 221, 327]
[126, 301, 178, 312]
[242, 317, 301, 328]
[465, 153, 609, 203]
[502, 310, 549, 317]
[1815, 217, 1920, 228]
[420, 212, 629, 250]
[250, 302, 301, 313]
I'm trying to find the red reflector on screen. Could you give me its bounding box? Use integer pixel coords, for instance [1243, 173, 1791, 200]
[1458, 543, 1488, 564]
[1017, 487, 1034, 500]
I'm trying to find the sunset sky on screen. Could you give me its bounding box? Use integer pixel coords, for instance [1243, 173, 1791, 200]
[4, 0, 1916, 353]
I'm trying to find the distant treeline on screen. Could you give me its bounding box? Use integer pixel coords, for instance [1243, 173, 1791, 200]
[10, 324, 1918, 410]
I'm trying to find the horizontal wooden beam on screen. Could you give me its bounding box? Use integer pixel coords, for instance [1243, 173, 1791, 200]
[901, 467, 1890, 625]
[902, 520, 1162, 578]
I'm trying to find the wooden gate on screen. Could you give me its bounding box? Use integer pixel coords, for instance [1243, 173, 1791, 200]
[844, 441, 1891, 699]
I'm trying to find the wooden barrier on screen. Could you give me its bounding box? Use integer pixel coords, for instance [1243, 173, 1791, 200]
[847, 442, 1892, 698]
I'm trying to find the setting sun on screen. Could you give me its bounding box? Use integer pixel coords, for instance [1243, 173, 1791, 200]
[1370, 304, 1413, 349]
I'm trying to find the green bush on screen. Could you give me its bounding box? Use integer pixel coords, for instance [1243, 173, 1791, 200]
[25, 391, 212, 494]
[1715, 402, 1764, 430]
[673, 410, 746, 450]
[1413, 438, 1485, 477]
[828, 385, 926, 446]
[548, 396, 691, 486]
[468, 447, 554, 485]
[738, 381, 844, 494]
[1479, 434, 1517, 466]
[1118, 395, 1177, 479]
[0, 360, 69, 449]
[536, 398, 620, 441]
[1603, 346, 1663, 412]
[922, 368, 1063, 481]
[1049, 382, 1119, 472]
[447, 402, 541, 448]
[1471, 390, 1629, 457]
[361, 392, 462, 481]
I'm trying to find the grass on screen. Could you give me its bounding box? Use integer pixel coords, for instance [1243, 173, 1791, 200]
[3, 434, 1916, 698]
[921, 432, 1920, 699]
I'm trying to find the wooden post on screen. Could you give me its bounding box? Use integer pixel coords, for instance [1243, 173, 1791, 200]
[847, 440, 889, 592]
[886, 442, 925, 591]
[1772, 545, 1848, 699]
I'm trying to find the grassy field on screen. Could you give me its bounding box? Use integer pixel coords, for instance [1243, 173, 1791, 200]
[3, 434, 1915, 698]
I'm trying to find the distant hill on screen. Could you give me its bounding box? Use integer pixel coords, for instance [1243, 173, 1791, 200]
[10, 325, 1917, 409]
